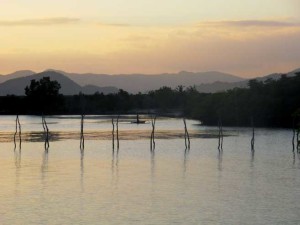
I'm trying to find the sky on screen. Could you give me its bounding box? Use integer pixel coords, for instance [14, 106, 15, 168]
[0, 0, 300, 77]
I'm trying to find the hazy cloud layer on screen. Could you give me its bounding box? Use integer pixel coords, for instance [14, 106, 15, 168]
[198, 19, 300, 27]
[0, 17, 80, 26]
[97, 23, 131, 27]
[0, 17, 299, 77]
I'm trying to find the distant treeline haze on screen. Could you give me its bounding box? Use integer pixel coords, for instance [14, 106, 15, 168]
[0, 74, 300, 128]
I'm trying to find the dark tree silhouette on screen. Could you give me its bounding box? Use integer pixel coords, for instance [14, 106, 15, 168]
[25, 77, 63, 114]
[0, 73, 299, 129]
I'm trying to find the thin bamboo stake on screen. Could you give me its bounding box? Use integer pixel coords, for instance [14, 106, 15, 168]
[112, 118, 115, 151]
[292, 117, 295, 152]
[116, 115, 120, 150]
[13, 115, 18, 150]
[297, 129, 300, 153]
[152, 116, 156, 149]
[80, 115, 85, 150]
[220, 120, 223, 149]
[14, 115, 22, 149]
[150, 115, 156, 151]
[251, 117, 255, 151]
[43, 116, 50, 150]
[218, 118, 223, 151]
[183, 118, 190, 149]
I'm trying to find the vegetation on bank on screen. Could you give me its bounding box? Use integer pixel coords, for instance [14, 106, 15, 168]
[0, 74, 300, 128]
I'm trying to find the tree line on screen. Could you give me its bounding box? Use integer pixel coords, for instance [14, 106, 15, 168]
[0, 74, 299, 128]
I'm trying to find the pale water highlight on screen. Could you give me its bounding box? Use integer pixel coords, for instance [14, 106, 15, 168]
[0, 116, 299, 225]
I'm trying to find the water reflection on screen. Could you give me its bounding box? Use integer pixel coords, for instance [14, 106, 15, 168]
[217, 150, 223, 172]
[80, 148, 84, 192]
[111, 149, 119, 190]
[292, 151, 296, 166]
[151, 150, 155, 179]
[0, 118, 299, 224]
[183, 148, 189, 177]
[250, 150, 255, 168]
[292, 151, 300, 168]
[44, 143, 49, 152]
[41, 151, 49, 186]
[14, 146, 22, 196]
[297, 152, 300, 169]
[41, 151, 49, 173]
[14, 147, 22, 168]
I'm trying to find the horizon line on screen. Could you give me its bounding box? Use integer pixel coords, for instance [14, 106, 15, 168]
[1, 67, 298, 79]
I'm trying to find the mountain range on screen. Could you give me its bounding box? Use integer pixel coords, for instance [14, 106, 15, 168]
[0, 71, 118, 96]
[195, 68, 300, 93]
[0, 68, 299, 96]
[56, 70, 244, 93]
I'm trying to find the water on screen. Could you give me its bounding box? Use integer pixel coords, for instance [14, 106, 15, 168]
[0, 116, 299, 225]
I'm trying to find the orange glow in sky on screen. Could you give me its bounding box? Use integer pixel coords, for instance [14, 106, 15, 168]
[0, 0, 299, 77]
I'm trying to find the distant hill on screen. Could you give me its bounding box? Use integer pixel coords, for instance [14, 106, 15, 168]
[0, 69, 244, 94]
[1, 67, 299, 94]
[60, 70, 244, 93]
[196, 68, 300, 93]
[0, 71, 119, 96]
[0, 70, 35, 83]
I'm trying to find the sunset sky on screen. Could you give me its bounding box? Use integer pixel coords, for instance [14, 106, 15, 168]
[0, 0, 299, 77]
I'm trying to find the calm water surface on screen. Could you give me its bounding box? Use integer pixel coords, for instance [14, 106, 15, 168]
[0, 116, 299, 225]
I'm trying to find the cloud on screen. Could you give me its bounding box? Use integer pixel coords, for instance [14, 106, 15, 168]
[0, 17, 80, 26]
[197, 19, 300, 28]
[96, 22, 131, 27]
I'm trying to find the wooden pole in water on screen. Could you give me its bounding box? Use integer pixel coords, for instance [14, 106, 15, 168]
[184, 119, 187, 149]
[112, 118, 115, 151]
[218, 118, 223, 151]
[150, 115, 156, 151]
[183, 118, 190, 149]
[297, 129, 300, 153]
[116, 115, 120, 150]
[150, 121, 153, 151]
[14, 115, 18, 150]
[80, 115, 85, 150]
[292, 117, 295, 151]
[251, 116, 255, 151]
[220, 120, 223, 149]
[42, 115, 46, 148]
[153, 116, 156, 149]
[17, 115, 21, 149]
[14, 115, 22, 150]
[42, 115, 50, 150]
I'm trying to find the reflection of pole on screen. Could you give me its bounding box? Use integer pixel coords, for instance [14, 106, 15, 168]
[251, 117, 255, 151]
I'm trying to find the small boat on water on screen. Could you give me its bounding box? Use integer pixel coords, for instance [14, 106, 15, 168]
[131, 113, 147, 124]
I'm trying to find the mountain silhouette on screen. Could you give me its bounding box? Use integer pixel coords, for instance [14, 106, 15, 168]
[0, 71, 118, 96]
[1, 68, 299, 94]
[196, 68, 300, 93]
[0, 70, 35, 83]
[41, 70, 243, 93]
